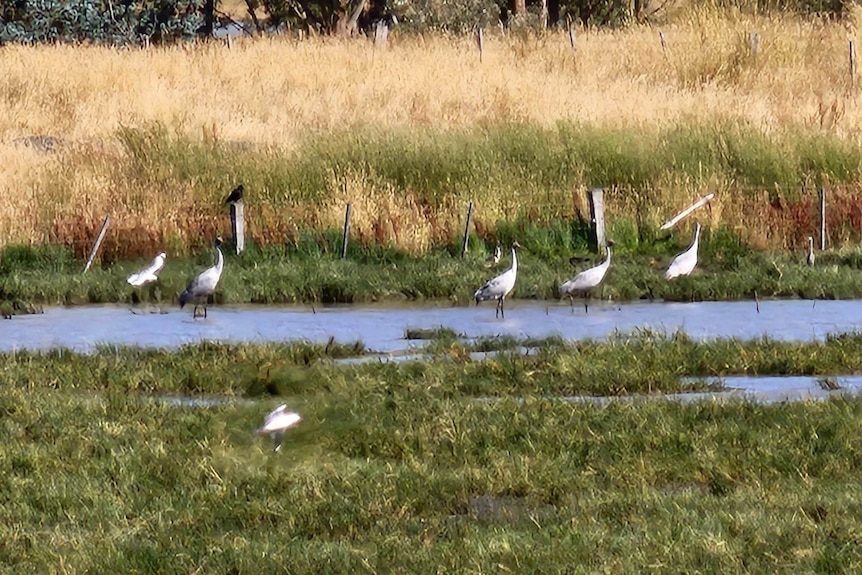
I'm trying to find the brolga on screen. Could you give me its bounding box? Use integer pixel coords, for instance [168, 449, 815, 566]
[807, 236, 815, 267]
[560, 240, 614, 313]
[127, 252, 166, 287]
[256, 404, 302, 452]
[179, 237, 224, 319]
[665, 222, 702, 280]
[474, 241, 521, 319]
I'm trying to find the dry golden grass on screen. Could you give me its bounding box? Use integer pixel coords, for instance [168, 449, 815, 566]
[2, 6, 862, 254]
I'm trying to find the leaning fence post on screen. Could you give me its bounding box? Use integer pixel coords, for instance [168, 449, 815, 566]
[475, 26, 484, 63]
[340, 203, 352, 259]
[461, 201, 474, 258]
[819, 187, 827, 251]
[850, 40, 857, 89]
[83, 215, 111, 273]
[229, 200, 245, 255]
[587, 188, 606, 253]
[749, 31, 761, 61]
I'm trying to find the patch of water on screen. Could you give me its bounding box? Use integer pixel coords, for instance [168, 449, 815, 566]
[475, 375, 862, 406]
[3, 299, 862, 353]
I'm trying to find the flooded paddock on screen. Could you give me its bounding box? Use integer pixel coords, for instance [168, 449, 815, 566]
[3, 298, 862, 353]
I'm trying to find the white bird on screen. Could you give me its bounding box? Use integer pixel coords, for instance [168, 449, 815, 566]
[474, 241, 521, 319]
[485, 244, 502, 267]
[807, 236, 815, 267]
[665, 222, 702, 280]
[560, 240, 614, 313]
[256, 404, 302, 452]
[127, 252, 167, 286]
[179, 237, 224, 318]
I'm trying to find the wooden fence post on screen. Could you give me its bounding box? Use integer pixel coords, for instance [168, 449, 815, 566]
[476, 27, 484, 63]
[587, 188, 606, 253]
[340, 203, 352, 259]
[374, 21, 389, 48]
[229, 201, 245, 255]
[850, 40, 857, 89]
[569, 26, 576, 52]
[659, 31, 667, 56]
[749, 31, 761, 61]
[461, 201, 474, 258]
[83, 215, 111, 273]
[819, 187, 827, 251]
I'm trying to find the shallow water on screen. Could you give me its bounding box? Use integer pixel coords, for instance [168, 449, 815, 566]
[475, 375, 862, 406]
[3, 298, 862, 353]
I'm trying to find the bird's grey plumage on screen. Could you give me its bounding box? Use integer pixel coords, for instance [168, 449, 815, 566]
[179, 238, 224, 318]
[665, 223, 701, 280]
[255, 404, 302, 452]
[474, 242, 520, 319]
[806, 236, 815, 267]
[127, 252, 166, 286]
[560, 241, 613, 313]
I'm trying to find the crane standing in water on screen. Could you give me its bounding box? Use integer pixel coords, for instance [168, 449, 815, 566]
[474, 242, 521, 319]
[179, 237, 224, 319]
[560, 240, 614, 313]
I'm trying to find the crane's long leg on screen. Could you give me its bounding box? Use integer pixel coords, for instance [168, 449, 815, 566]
[584, 291, 590, 314]
[495, 299, 501, 319]
[500, 297, 505, 319]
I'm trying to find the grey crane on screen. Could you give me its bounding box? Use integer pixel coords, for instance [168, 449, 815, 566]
[665, 222, 701, 280]
[179, 237, 224, 318]
[474, 241, 521, 319]
[560, 240, 614, 313]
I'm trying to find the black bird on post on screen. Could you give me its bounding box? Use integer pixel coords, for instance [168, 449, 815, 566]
[224, 184, 244, 204]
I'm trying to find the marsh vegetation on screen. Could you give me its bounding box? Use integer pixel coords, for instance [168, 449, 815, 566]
[4, 335, 862, 572]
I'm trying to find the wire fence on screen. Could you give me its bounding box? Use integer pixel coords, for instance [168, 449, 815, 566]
[55, 180, 862, 268]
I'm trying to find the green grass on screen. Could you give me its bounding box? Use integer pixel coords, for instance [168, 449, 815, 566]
[2, 231, 860, 306]
[4, 336, 862, 572]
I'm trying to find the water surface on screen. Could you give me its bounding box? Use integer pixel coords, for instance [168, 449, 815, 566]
[3, 298, 861, 353]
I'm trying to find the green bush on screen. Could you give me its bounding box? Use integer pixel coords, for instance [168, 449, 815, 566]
[0, 0, 206, 45]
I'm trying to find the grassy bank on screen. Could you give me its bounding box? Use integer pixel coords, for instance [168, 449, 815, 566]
[4, 338, 862, 572]
[3, 9, 862, 258]
[5, 122, 862, 260]
[2, 233, 861, 306]
[7, 333, 862, 397]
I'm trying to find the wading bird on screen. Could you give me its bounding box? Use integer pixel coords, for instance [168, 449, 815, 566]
[127, 252, 167, 287]
[256, 404, 301, 452]
[224, 184, 244, 204]
[179, 237, 224, 318]
[665, 222, 701, 280]
[807, 236, 815, 267]
[474, 241, 521, 319]
[560, 240, 614, 313]
[485, 244, 502, 267]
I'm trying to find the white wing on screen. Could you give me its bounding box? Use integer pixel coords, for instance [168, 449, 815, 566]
[127, 253, 166, 286]
[561, 260, 610, 294]
[665, 247, 697, 279]
[474, 268, 516, 302]
[257, 405, 302, 434]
